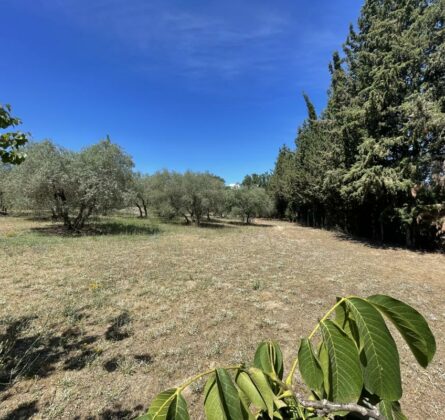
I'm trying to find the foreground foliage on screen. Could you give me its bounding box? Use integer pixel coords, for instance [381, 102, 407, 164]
[140, 294, 435, 419]
[0, 104, 28, 165]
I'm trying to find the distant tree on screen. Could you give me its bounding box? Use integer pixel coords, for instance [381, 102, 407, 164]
[241, 172, 271, 189]
[230, 187, 272, 224]
[200, 174, 226, 220]
[128, 173, 151, 218]
[150, 171, 226, 225]
[0, 164, 11, 214]
[0, 104, 29, 165]
[268, 146, 296, 219]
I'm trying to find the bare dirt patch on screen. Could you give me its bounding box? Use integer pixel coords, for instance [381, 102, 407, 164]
[0, 216, 444, 419]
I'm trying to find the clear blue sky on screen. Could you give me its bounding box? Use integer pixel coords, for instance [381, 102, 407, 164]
[1, 0, 362, 184]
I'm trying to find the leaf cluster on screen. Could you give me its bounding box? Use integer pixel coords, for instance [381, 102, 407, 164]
[140, 294, 435, 419]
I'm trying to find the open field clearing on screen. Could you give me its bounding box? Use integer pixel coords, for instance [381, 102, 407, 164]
[0, 216, 444, 419]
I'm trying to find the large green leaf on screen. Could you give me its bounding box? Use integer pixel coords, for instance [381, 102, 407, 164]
[346, 297, 402, 401]
[367, 294, 436, 368]
[298, 339, 324, 396]
[204, 369, 247, 420]
[237, 388, 255, 420]
[379, 400, 407, 420]
[318, 342, 330, 398]
[335, 300, 360, 344]
[146, 388, 189, 420]
[236, 368, 285, 418]
[320, 320, 363, 403]
[254, 341, 284, 380]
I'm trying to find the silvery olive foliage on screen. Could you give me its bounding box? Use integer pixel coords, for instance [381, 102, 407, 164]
[3, 138, 134, 229]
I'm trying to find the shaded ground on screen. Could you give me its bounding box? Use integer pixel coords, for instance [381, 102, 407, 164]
[0, 216, 444, 419]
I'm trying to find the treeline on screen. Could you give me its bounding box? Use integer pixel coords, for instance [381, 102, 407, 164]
[0, 140, 272, 228]
[268, 0, 444, 249]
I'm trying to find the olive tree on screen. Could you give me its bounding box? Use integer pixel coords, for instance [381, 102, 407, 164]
[150, 171, 226, 225]
[150, 170, 189, 222]
[66, 139, 134, 229]
[8, 139, 134, 229]
[128, 173, 152, 218]
[230, 186, 273, 224]
[6, 141, 74, 217]
[181, 172, 225, 225]
[0, 164, 11, 214]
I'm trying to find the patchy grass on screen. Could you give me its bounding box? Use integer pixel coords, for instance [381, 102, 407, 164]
[0, 215, 444, 419]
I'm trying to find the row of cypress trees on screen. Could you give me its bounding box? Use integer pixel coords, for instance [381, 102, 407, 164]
[269, 0, 444, 249]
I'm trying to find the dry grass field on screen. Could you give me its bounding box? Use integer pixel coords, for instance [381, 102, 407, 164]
[0, 215, 444, 419]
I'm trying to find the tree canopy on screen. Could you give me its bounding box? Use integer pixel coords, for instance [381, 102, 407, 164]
[269, 0, 445, 249]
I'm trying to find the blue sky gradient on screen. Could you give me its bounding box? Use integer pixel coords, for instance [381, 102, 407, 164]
[1, 0, 362, 183]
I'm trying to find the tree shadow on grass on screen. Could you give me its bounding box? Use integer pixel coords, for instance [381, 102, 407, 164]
[226, 220, 275, 228]
[79, 404, 145, 420]
[30, 221, 161, 237]
[0, 316, 99, 393]
[2, 400, 39, 420]
[198, 221, 234, 229]
[332, 231, 437, 254]
[195, 218, 275, 229]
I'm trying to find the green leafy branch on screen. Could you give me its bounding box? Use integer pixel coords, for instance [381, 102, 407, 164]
[139, 294, 436, 419]
[0, 104, 29, 165]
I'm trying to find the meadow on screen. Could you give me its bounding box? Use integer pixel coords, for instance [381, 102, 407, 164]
[0, 215, 444, 419]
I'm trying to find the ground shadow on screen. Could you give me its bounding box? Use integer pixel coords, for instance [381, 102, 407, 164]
[105, 312, 132, 342]
[332, 231, 436, 254]
[226, 220, 275, 228]
[30, 221, 160, 237]
[79, 404, 145, 420]
[1, 400, 39, 420]
[198, 221, 233, 229]
[0, 317, 99, 393]
[102, 354, 153, 373]
[195, 219, 275, 228]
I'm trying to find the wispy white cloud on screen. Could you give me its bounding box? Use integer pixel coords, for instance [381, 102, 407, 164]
[36, 0, 292, 80]
[23, 0, 347, 91]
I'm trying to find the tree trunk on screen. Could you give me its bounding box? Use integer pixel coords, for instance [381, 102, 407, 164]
[135, 203, 143, 218]
[182, 214, 190, 225]
[72, 205, 93, 230]
[142, 200, 148, 218]
[54, 189, 71, 229]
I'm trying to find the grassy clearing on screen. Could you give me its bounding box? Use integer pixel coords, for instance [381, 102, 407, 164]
[0, 215, 444, 419]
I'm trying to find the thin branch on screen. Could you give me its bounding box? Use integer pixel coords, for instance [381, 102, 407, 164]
[296, 394, 385, 420]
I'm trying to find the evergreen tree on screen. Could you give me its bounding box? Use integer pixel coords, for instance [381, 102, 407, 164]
[270, 0, 444, 248]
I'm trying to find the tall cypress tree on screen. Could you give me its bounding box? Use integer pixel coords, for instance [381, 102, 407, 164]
[270, 0, 444, 248]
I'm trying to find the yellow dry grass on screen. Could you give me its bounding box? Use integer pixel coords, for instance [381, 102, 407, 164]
[0, 216, 444, 419]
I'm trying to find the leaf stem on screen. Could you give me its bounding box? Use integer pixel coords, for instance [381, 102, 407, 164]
[178, 365, 242, 392]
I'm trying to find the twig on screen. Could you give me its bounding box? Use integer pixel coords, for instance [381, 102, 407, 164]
[295, 394, 385, 420]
